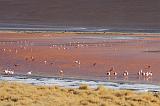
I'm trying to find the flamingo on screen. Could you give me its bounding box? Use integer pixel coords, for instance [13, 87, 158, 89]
[145, 65, 151, 69]
[145, 72, 149, 77]
[4, 69, 9, 74]
[144, 72, 153, 77]
[93, 63, 96, 67]
[142, 72, 146, 76]
[44, 60, 47, 64]
[138, 69, 143, 76]
[9, 70, 14, 75]
[113, 72, 118, 76]
[109, 67, 115, 72]
[123, 70, 128, 76]
[74, 60, 80, 65]
[31, 56, 35, 61]
[14, 64, 20, 67]
[27, 71, 32, 75]
[59, 70, 64, 76]
[149, 72, 153, 76]
[106, 72, 111, 76]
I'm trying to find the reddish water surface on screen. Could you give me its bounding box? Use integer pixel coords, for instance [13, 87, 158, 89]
[0, 32, 160, 84]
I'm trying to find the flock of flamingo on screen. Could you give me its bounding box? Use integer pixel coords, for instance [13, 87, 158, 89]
[106, 66, 152, 78]
[2, 63, 153, 81]
[0, 40, 153, 81]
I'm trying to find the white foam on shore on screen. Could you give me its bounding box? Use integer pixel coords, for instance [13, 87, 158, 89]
[74, 36, 142, 40]
[0, 75, 160, 92]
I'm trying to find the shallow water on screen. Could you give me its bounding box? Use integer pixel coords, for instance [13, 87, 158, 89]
[1, 23, 160, 33]
[1, 33, 160, 89]
[0, 75, 160, 92]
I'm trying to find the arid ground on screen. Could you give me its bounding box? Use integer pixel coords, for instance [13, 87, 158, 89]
[0, 32, 160, 84]
[0, 82, 160, 106]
